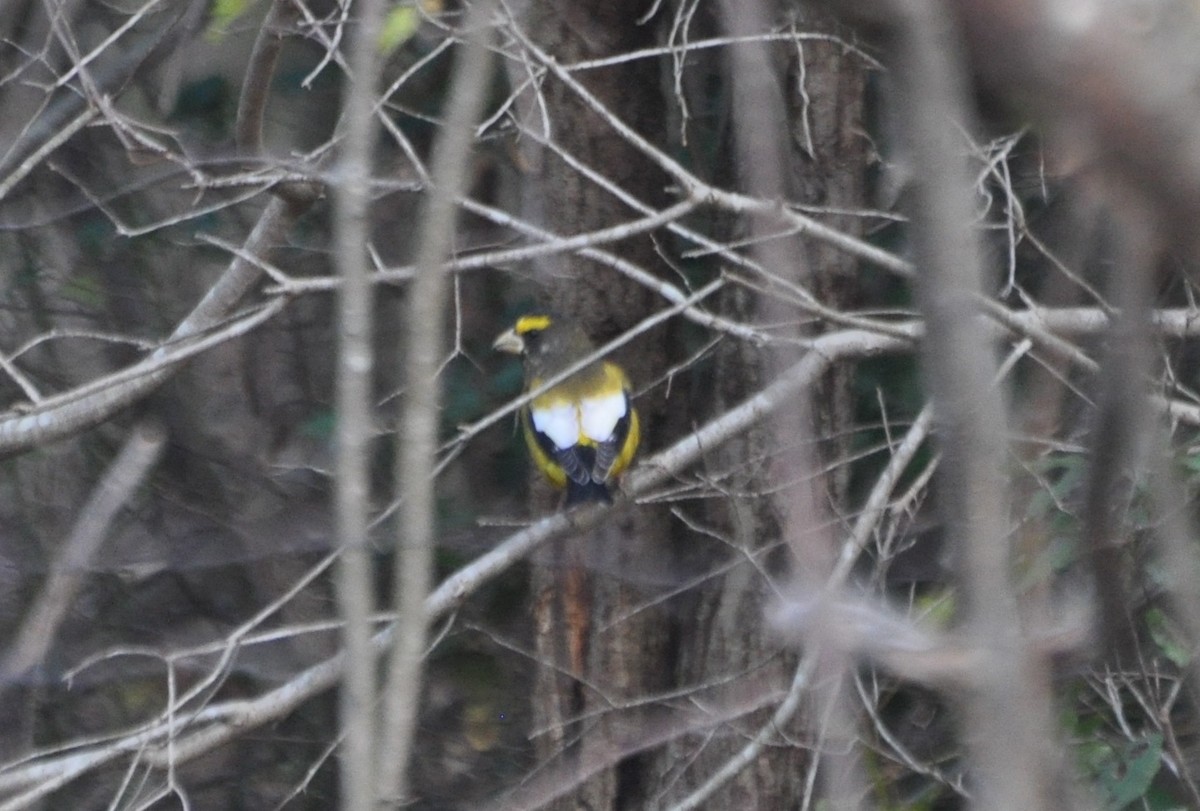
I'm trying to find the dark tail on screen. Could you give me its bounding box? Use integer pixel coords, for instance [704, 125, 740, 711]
[565, 479, 613, 506]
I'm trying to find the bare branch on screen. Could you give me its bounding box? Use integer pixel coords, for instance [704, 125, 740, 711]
[0, 193, 307, 454]
[1, 421, 165, 679]
[0, 326, 908, 799]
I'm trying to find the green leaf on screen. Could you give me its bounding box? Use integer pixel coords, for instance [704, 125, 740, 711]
[1097, 734, 1163, 811]
[207, 0, 255, 41]
[60, 274, 105, 308]
[913, 588, 956, 628]
[379, 7, 421, 54]
[1146, 607, 1193, 667]
[378, 0, 444, 55]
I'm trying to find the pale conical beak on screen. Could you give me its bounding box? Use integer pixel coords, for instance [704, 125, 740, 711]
[492, 328, 524, 354]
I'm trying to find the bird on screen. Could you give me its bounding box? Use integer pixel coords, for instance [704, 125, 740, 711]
[493, 313, 639, 505]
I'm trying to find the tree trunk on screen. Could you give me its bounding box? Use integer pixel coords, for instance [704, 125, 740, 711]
[507, 2, 679, 808]
[508, 0, 870, 806]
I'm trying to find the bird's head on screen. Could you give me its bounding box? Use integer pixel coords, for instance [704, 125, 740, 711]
[493, 313, 595, 378]
[492, 313, 553, 356]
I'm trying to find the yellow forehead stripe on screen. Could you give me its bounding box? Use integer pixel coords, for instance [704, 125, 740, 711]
[515, 314, 552, 334]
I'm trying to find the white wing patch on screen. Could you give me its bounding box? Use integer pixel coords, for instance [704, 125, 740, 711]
[579, 391, 627, 444]
[531, 402, 579, 450]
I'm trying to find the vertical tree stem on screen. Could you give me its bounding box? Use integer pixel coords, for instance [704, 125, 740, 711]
[886, 1, 1064, 807]
[376, 2, 496, 805]
[333, 0, 388, 808]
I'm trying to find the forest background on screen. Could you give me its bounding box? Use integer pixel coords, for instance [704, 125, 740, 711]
[0, 0, 1198, 809]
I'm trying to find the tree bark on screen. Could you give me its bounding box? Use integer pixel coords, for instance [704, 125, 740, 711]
[507, 2, 679, 808]
[509, 0, 870, 806]
[666, 1, 871, 806]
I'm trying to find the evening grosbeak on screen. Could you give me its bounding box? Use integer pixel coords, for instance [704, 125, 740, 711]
[493, 314, 640, 505]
